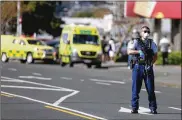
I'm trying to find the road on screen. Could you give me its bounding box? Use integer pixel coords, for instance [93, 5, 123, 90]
[1, 62, 181, 120]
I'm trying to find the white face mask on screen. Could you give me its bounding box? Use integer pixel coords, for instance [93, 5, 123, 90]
[143, 33, 149, 39]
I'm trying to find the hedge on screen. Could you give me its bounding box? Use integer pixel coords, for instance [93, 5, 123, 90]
[156, 51, 181, 65]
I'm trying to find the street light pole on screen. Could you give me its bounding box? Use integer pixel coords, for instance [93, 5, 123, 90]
[16, 1, 22, 36]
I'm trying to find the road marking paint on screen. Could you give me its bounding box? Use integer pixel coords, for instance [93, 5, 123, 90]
[45, 106, 96, 120]
[32, 73, 42, 76]
[168, 107, 182, 111]
[1, 79, 24, 83]
[53, 91, 79, 106]
[96, 82, 111, 86]
[8, 68, 17, 71]
[119, 107, 131, 113]
[1, 93, 14, 97]
[1, 76, 80, 104]
[1, 76, 13, 80]
[90, 79, 125, 84]
[2, 76, 74, 92]
[1, 85, 66, 91]
[61, 77, 72, 80]
[138, 107, 152, 115]
[80, 79, 84, 82]
[119, 106, 152, 115]
[1, 91, 107, 120]
[19, 76, 52, 80]
[141, 89, 161, 93]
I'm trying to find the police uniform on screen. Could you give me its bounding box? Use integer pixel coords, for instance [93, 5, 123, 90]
[127, 38, 158, 113]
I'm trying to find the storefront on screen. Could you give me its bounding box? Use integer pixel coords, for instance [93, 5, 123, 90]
[124, 1, 181, 51]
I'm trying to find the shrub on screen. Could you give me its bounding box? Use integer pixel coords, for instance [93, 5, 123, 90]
[156, 51, 181, 65]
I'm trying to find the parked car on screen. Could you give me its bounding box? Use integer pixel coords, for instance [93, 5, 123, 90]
[1, 35, 56, 64]
[45, 40, 60, 63]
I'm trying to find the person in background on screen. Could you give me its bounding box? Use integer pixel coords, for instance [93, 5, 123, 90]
[127, 29, 140, 69]
[101, 36, 108, 62]
[108, 38, 116, 63]
[159, 35, 170, 66]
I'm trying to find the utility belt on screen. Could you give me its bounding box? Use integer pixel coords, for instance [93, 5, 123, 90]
[129, 59, 146, 69]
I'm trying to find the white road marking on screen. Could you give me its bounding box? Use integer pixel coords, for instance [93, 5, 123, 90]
[61, 77, 72, 80]
[1, 76, 13, 80]
[19, 76, 52, 80]
[138, 107, 151, 115]
[90, 79, 125, 84]
[141, 89, 161, 93]
[119, 107, 131, 113]
[1, 91, 106, 120]
[1, 85, 64, 91]
[1, 76, 80, 105]
[8, 68, 17, 71]
[80, 79, 84, 82]
[168, 107, 182, 111]
[119, 106, 152, 115]
[32, 73, 42, 76]
[53, 91, 79, 106]
[1, 79, 24, 83]
[1, 76, 73, 91]
[96, 82, 111, 86]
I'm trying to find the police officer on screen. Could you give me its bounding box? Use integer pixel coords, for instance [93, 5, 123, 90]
[128, 30, 141, 69]
[127, 26, 158, 114]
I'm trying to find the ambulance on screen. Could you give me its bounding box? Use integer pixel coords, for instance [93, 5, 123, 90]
[59, 24, 102, 68]
[1, 35, 56, 64]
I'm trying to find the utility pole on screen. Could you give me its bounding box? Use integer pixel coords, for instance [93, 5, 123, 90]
[16, 1, 22, 36]
[112, 1, 122, 40]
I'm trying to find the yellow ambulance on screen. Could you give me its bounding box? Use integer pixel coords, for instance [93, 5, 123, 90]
[1, 35, 56, 64]
[59, 24, 102, 68]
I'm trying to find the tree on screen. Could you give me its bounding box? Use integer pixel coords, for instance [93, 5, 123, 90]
[1, 2, 17, 33]
[1, 1, 64, 37]
[0, 1, 37, 34]
[22, 1, 64, 37]
[72, 8, 111, 18]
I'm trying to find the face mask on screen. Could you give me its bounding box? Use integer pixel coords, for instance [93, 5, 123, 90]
[143, 33, 149, 39]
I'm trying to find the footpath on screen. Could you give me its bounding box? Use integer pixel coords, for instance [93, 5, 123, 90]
[102, 62, 181, 88]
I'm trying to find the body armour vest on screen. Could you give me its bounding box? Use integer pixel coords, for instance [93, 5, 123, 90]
[132, 38, 153, 61]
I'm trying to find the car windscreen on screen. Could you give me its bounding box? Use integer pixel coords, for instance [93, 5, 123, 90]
[46, 41, 59, 47]
[73, 34, 99, 45]
[27, 40, 46, 46]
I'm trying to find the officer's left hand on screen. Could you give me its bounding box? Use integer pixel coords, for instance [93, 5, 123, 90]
[138, 50, 145, 59]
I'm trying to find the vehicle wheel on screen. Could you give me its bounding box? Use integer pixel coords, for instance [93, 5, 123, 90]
[1, 53, 9, 63]
[95, 63, 102, 68]
[20, 60, 26, 63]
[87, 64, 92, 68]
[26, 53, 34, 64]
[60, 57, 66, 67]
[69, 62, 74, 67]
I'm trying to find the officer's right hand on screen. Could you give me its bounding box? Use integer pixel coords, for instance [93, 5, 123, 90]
[138, 50, 145, 59]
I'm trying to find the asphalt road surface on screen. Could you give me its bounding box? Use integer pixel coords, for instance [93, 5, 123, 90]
[1, 62, 181, 120]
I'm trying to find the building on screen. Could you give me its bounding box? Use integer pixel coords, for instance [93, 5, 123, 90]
[124, 1, 181, 51]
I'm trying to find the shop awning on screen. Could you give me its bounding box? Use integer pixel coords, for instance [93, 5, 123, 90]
[151, 2, 181, 19]
[125, 1, 182, 19]
[124, 1, 138, 17]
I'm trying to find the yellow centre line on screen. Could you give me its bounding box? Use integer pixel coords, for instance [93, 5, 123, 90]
[45, 106, 97, 120]
[1, 93, 14, 97]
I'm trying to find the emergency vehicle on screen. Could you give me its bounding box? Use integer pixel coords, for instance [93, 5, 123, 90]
[1, 35, 56, 64]
[59, 24, 102, 68]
